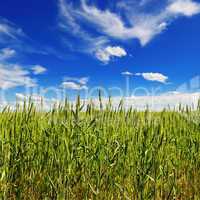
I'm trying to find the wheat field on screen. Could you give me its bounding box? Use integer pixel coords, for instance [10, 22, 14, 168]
[0, 97, 200, 199]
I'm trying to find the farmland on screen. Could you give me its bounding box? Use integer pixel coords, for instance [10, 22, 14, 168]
[0, 98, 200, 199]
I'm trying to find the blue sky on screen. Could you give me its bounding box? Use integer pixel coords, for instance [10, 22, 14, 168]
[0, 0, 200, 103]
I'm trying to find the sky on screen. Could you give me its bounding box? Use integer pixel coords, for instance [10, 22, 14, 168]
[0, 0, 200, 108]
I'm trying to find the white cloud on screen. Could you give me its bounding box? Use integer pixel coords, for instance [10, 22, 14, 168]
[0, 48, 16, 61]
[16, 93, 26, 100]
[15, 93, 55, 110]
[0, 23, 20, 39]
[59, 0, 85, 35]
[31, 65, 47, 75]
[61, 81, 88, 90]
[58, 0, 110, 56]
[79, 1, 166, 45]
[0, 18, 25, 41]
[139, 0, 154, 6]
[135, 72, 168, 83]
[163, 91, 182, 95]
[78, 77, 89, 85]
[62, 76, 89, 90]
[64, 76, 89, 84]
[0, 64, 37, 89]
[121, 71, 133, 76]
[95, 46, 127, 62]
[59, 0, 200, 47]
[167, 0, 200, 16]
[0, 18, 48, 57]
[16, 93, 43, 102]
[84, 92, 200, 111]
[12, 91, 200, 111]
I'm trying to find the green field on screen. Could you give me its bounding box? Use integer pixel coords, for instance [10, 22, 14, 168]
[0, 98, 200, 199]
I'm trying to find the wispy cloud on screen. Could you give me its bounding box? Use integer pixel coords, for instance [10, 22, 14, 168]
[135, 72, 168, 83]
[64, 76, 89, 84]
[0, 63, 37, 89]
[121, 71, 133, 76]
[0, 48, 16, 61]
[0, 19, 47, 90]
[58, 0, 110, 58]
[139, 0, 155, 6]
[0, 17, 62, 60]
[31, 65, 47, 75]
[0, 18, 25, 40]
[58, 0, 200, 48]
[95, 46, 127, 63]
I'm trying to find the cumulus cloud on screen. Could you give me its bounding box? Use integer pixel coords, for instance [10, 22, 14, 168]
[167, 0, 200, 16]
[135, 72, 168, 83]
[31, 65, 47, 75]
[0, 63, 37, 89]
[95, 46, 127, 62]
[0, 48, 16, 61]
[61, 81, 88, 90]
[61, 76, 89, 90]
[58, 0, 200, 47]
